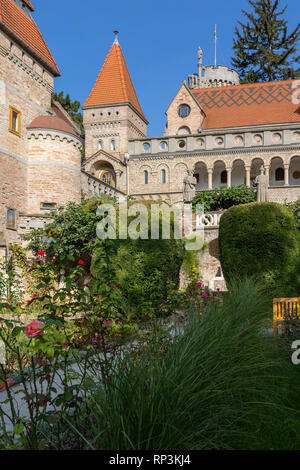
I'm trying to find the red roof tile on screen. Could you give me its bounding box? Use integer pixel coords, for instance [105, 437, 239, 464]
[0, 0, 59, 75]
[191, 80, 300, 129]
[84, 42, 146, 121]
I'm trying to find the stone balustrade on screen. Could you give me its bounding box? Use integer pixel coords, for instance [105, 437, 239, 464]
[81, 171, 126, 201]
[129, 125, 300, 156]
[196, 211, 224, 230]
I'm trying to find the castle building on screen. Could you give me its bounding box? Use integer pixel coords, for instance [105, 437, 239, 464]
[0, 1, 300, 256]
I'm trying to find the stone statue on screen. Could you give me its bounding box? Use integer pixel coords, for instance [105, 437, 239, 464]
[255, 166, 268, 202]
[183, 170, 197, 203]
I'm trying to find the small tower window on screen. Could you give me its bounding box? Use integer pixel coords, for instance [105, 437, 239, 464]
[161, 169, 166, 184]
[110, 139, 116, 151]
[144, 170, 148, 185]
[6, 209, 16, 229]
[275, 167, 284, 181]
[221, 170, 227, 184]
[98, 140, 103, 150]
[9, 106, 21, 136]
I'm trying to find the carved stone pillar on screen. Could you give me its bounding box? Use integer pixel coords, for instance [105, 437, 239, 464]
[284, 164, 289, 186]
[226, 167, 232, 188]
[245, 166, 251, 187]
[208, 169, 213, 190]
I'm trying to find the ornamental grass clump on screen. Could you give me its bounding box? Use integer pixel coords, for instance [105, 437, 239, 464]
[67, 278, 300, 450]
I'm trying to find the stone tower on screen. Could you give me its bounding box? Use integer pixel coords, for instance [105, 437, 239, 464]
[83, 32, 148, 159]
[188, 47, 240, 89]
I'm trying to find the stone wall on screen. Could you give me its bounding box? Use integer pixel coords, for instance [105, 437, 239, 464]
[83, 104, 147, 159]
[0, 28, 55, 248]
[164, 82, 205, 136]
[26, 130, 82, 213]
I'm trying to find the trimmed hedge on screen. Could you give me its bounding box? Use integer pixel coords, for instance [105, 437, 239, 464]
[219, 202, 300, 298]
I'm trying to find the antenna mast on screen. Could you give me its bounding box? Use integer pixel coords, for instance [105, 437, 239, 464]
[214, 24, 217, 67]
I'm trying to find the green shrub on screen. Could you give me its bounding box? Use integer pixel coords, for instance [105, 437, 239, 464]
[91, 200, 185, 318]
[193, 185, 256, 212]
[23, 195, 115, 264]
[287, 199, 300, 230]
[65, 279, 300, 450]
[219, 202, 300, 298]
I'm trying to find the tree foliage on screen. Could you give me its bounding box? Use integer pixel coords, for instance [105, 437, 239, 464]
[232, 0, 300, 83]
[52, 91, 84, 134]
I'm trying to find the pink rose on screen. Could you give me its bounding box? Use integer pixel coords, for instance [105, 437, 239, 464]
[196, 282, 203, 287]
[25, 320, 45, 339]
[201, 293, 208, 299]
[0, 378, 14, 391]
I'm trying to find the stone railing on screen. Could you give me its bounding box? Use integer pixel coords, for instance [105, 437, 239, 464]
[196, 211, 224, 229]
[81, 171, 126, 201]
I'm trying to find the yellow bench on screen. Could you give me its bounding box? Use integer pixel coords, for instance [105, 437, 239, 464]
[273, 298, 300, 337]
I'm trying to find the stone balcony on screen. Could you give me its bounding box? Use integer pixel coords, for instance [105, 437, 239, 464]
[129, 124, 300, 157]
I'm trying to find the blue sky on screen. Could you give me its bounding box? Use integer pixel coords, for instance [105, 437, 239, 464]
[36, 0, 299, 136]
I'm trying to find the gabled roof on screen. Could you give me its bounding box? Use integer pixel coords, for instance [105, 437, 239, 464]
[191, 80, 300, 130]
[24, 0, 34, 11]
[84, 149, 126, 167]
[83, 41, 146, 122]
[0, 0, 60, 76]
[166, 80, 206, 116]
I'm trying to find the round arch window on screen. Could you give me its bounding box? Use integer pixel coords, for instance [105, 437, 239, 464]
[178, 104, 191, 118]
[100, 170, 115, 187]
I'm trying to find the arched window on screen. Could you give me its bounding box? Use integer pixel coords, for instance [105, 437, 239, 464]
[110, 139, 116, 151]
[177, 126, 191, 136]
[100, 170, 115, 187]
[98, 140, 103, 150]
[144, 170, 148, 185]
[275, 167, 284, 181]
[221, 170, 227, 184]
[161, 169, 166, 184]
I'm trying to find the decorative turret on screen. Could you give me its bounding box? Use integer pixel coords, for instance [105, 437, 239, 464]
[83, 32, 148, 159]
[188, 47, 240, 89]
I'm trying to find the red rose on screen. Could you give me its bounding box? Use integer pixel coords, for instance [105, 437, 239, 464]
[37, 250, 45, 256]
[25, 320, 45, 339]
[78, 259, 84, 265]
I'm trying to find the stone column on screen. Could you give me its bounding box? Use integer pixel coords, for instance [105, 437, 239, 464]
[284, 164, 289, 186]
[265, 165, 270, 186]
[208, 169, 213, 190]
[226, 167, 232, 188]
[245, 166, 251, 187]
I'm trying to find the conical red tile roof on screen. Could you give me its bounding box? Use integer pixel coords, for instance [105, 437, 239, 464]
[84, 42, 146, 121]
